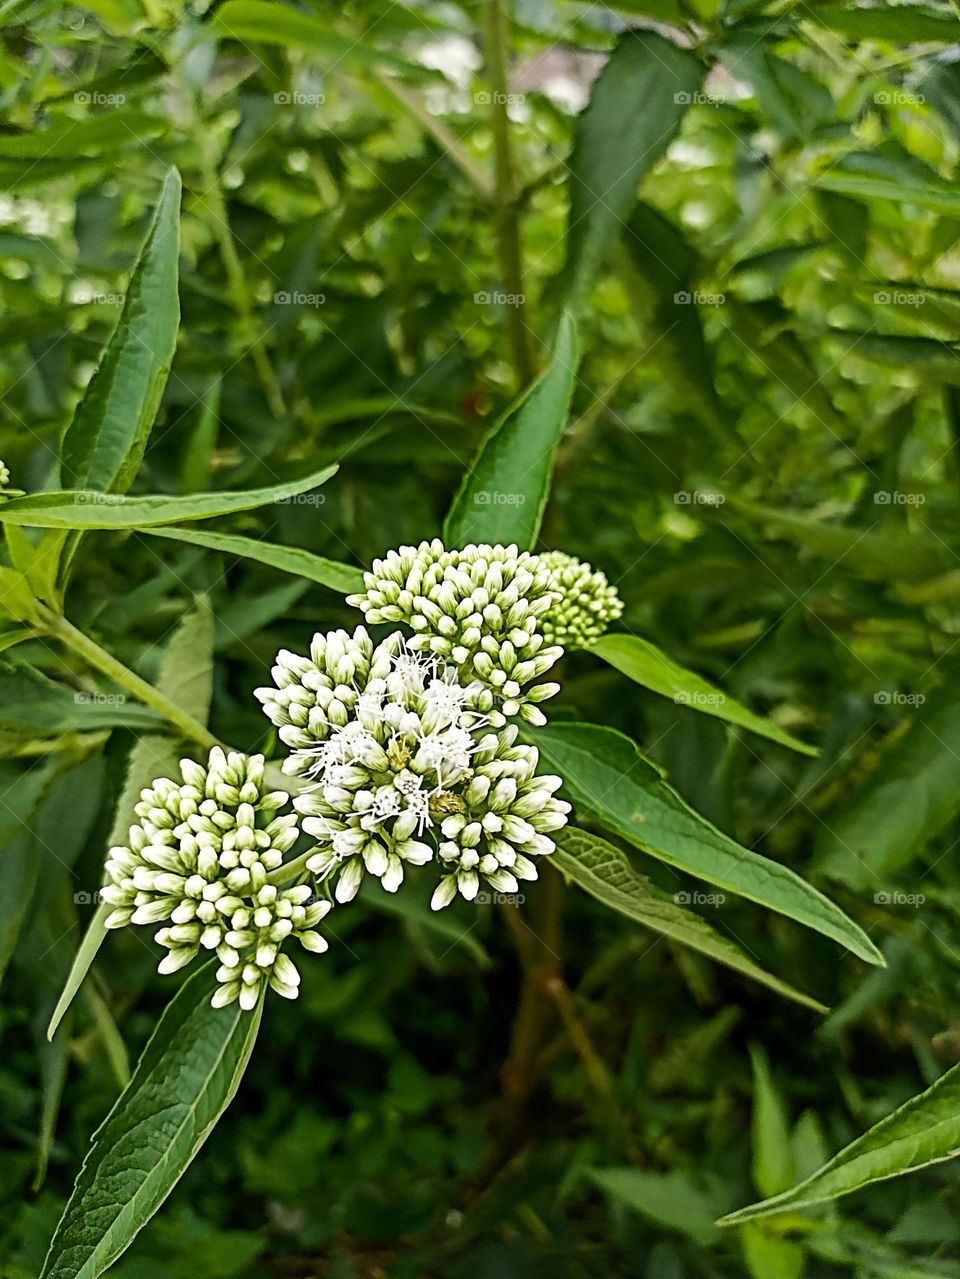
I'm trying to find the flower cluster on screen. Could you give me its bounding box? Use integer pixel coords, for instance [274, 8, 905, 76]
[256, 628, 570, 907]
[538, 551, 623, 648]
[101, 748, 330, 1009]
[346, 540, 563, 726]
[0, 460, 9, 490]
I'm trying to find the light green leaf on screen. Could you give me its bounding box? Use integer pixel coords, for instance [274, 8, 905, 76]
[741, 1224, 805, 1279]
[807, 4, 960, 44]
[211, 0, 417, 72]
[443, 312, 579, 548]
[0, 662, 163, 734]
[719, 1062, 960, 1225]
[553, 828, 827, 1012]
[587, 1168, 724, 1246]
[142, 526, 364, 595]
[40, 964, 263, 1279]
[0, 110, 164, 158]
[529, 722, 882, 965]
[815, 151, 960, 218]
[47, 600, 214, 1040]
[750, 1045, 795, 1197]
[0, 465, 338, 530]
[591, 633, 817, 756]
[59, 168, 181, 495]
[562, 31, 703, 300]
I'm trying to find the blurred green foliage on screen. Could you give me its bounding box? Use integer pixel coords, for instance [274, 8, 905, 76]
[4, 0, 960, 1275]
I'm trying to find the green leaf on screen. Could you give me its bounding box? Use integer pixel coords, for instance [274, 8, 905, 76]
[443, 312, 579, 548]
[0, 110, 164, 158]
[141, 526, 364, 595]
[815, 150, 960, 218]
[562, 31, 703, 300]
[529, 722, 882, 965]
[827, 332, 960, 385]
[591, 633, 817, 756]
[47, 600, 214, 1040]
[718, 1061, 960, 1225]
[741, 1224, 805, 1279]
[807, 4, 960, 44]
[59, 168, 181, 495]
[553, 828, 827, 1012]
[0, 662, 163, 734]
[40, 964, 263, 1279]
[750, 1045, 795, 1197]
[211, 0, 417, 72]
[587, 1168, 724, 1246]
[816, 684, 960, 887]
[0, 465, 338, 530]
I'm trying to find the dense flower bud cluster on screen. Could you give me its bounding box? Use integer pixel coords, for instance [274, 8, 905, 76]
[346, 540, 563, 726]
[256, 629, 570, 907]
[0, 460, 10, 489]
[538, 551, 623, 648]
[101, 748, 329, 1009]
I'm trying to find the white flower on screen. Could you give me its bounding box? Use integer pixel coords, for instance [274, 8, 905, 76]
[346, 540, 563, 726]
[101, 747, 330, 1009]
[258, 628, 570, 906]
[538, 551, 623, 648]
[0, 460, 9, 489]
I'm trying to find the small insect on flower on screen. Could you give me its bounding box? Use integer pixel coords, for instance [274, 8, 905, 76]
[100, 747, 330, 1009]
[538, 551, 623, 649]
[346, 540, 564, 726]
[257, 628, 571, 908]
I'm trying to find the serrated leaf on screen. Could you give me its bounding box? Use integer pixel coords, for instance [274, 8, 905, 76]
[40, 964, 263, 1279]
[591, 633, 817, 756]
[443, 312, 578, 548]
[141, 526, 363, 595]
[553, 828, 827, 1012]
[0, 465, 338, 529]
[562, 31, 703, 300]
[59, 168, 181, 495]
[719, 1062, 960, 1224]
[529, 722, 882, 965]
[47, 600, 214, 1040]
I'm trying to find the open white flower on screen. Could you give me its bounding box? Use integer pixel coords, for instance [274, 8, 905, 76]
[346, 540, 563, 726]
[101, 747, 330, 1009]
[257, 628, 570, 907]
[538, 551, 623, 648]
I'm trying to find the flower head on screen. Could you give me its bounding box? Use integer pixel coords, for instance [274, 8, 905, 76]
[101, 747, 328, 1009]
[346, 540, 563, 726]
[257, 628, 570, 907]
[538, 551, 623, 648]
[0, 460, 9, 490]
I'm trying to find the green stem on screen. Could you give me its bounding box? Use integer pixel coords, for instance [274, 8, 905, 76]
[44, 610, 218, 751]
[483, 0, 534, 390]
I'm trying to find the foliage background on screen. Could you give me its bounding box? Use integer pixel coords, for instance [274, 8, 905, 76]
[3, 0, 960, 1275]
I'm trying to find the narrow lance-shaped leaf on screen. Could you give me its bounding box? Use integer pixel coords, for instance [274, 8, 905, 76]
[591, 633, 817, 757]
[141, 526, 364, 595]
[40, 964, 263, 1279]
[444, 311, 578, 548]
[60, 168, 181, 496]
[48, 599, 215, 1040]
[0, 465, 338, 530]
[562, 31, 703, 301]
[553, 829, 827, 1013]
[529, 722, 882, 965]
[211, 0, 419, 72]
[719, 1061, 960, 1225]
